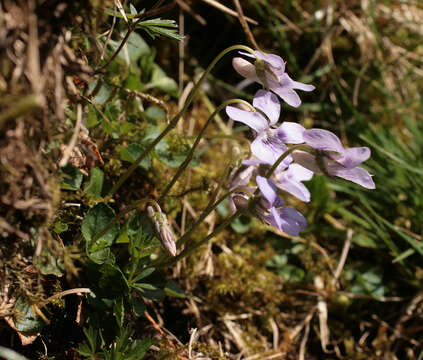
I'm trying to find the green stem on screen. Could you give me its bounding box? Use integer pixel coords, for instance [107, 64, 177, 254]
[253, 144, 311, 196]
[107, 44, 256, 198]
[159, 99, 254, 202]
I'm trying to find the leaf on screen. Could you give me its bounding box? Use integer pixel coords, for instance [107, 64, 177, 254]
[107, 32, 150, 64]
[84, 168, 104, 200]
[33, 248, 64, 276]
[132, 298, 145, 317]
[230, 215, 252, 234]
[113, 297, 124, 327]
[82, 203, 120, 264]
[61, 164, 83, 191]
[164, 280, 186, 298]
[88, 263, 129, 299]
[132, 267, 155, 283]
[127, 212, 159, 259]
[88, 81, 111, 105]
[136, 18, 184, 41]
[145, 64, 178, 97]
[119, 143, 151, 171]
[13, 298, 44, 335]
[54, 220, 68, 234]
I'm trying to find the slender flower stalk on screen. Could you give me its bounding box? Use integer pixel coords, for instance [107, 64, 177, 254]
[107, 45, 256, 198]
[159, 99, 255, 202]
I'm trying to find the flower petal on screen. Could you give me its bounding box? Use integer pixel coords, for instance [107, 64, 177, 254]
[251, 131, 291, 166]
[331, 147, 371, 168]
[253, 90, 280, 125]
[329, 165, 376, 189]
[303, 129, 344, 153]
[292, 151, 322, 174]
[275, 176, 311, 202]
[232, 57, 258, 81]
[256, 176, 283, 207]
[226, 105, 268, 133]
[254, 51, 286, 76]
[278, 207, 307, 236]
[270, 84, 302, 107]
[287, 163, 314, 182]
[283, 73, 315, 92]
[277, 122, 305, 144]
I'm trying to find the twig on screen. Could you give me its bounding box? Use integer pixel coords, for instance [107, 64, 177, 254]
[232, 0, 260, 49]
[201, 0, 258, 25]
[40, 288, 91, 307]
[59, 103, 82, 167]
[176, 0, 206, 25]
[299, 321, 310, 360]
[144, 310, 177, 350]
[332, 229, 352, 286]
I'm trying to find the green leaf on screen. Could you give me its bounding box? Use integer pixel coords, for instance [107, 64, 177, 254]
[132, 267, 155, 283]
[119, 143, 151, 171]
[144, 106, 165, 122]
[87, 104, 99, 128]
[145, 64, 178, 97]
[131, 283, 157, 291]
[113, 297, 124, 327]
[164, 280, 186, 298]
[84, 167, 104, 200]
[88, 263, 129, 299]
[88, 81, 111, 105]
[108, 32, 150, 64]
[82, 203, 120, 264]
[136, 18, 184, 41]
[154, 135, 199, 169]
[61, 164, 83, 191]
[13, 298, 44, 335]
[54, 220, 68, 234]
[276, 264, 305, 283]
[230, 215, 252, 234]
[33, 247, 64, 276]
[132, 298, 146, 317]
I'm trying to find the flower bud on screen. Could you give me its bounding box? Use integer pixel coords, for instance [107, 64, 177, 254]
[147, 205, 177, 257]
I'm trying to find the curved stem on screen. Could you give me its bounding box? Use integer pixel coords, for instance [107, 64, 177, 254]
[253, 144, 311, 196]
[159, 98, 254, 202]
[107, 44, 256, 198]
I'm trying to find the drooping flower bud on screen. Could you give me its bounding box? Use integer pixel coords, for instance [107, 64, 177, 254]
[147, 205, 177, 257]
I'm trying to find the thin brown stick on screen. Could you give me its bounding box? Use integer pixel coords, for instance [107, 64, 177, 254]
[59, 103, 82, 167]
[232, 0, 260, 50]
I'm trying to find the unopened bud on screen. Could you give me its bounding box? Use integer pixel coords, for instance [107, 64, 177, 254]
[231, 193, 250, 214]
[147, 206, 177, 257]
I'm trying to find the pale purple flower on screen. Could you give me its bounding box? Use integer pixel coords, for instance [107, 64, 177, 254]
[147, 205, 177, 256]
[232, 51, 315, 107]
[255, 176, 307, 236]
[273, 164, 313, 202]
[226, 90, 305, 168]
[292, 129, 375, 189]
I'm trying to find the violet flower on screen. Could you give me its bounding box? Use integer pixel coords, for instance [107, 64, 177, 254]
[292, 129, 375, 189]
[254, 175, 307, 236]
[226, 90, 305, 168]
[232, 51, 315, 107]
[272, 163, 313, 202]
